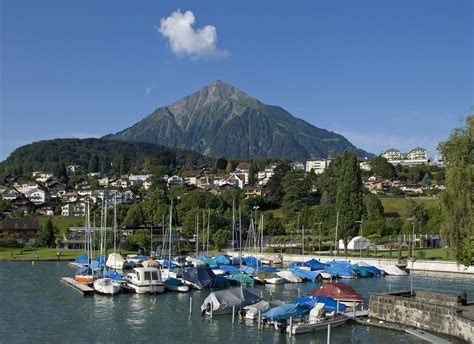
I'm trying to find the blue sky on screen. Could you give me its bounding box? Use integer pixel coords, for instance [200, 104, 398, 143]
[1, 0, 472, 161]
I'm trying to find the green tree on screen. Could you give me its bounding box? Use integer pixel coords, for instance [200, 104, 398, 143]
[335, 152, 364, 253]
[265, 163, 291, 206]
[213, 229, 231, 250]
[364, 194, 384, 220]
[88, 154, 99, 173]
[35, 218, 56, 247]
[438, 116, 473, 265]
[369, 156, 396, 179]
[123, 203, 145, 227]
[282, 170, 312, 212]
[124, 229, 151, 253]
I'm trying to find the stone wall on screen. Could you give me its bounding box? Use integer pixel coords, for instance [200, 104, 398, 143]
[414, 290, 460, 308]
[369, 292, 473, 343]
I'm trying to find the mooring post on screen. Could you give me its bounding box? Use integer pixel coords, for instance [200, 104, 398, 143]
[210, 302, 213, 318]
[353, 302, 356, 317]
[261, 291, 263, 298]
[269, 290, 273, 300]
[232, 306, 236, 323]
[327, 323, 331, 343]
[189, 297, 193, 317]
[258, 310, 261, 330]
[336, 300, 340, 313]
[289, 317, 293, 336]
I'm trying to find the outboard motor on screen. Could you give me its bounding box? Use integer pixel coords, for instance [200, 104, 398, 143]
[275, 319, 288, 333]
[239, 309, 246, 318]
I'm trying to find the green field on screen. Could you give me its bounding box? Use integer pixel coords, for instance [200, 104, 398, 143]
[38, 217, 84, 237]
[381, 196, 439, 218]
[0, 247, 136, 261]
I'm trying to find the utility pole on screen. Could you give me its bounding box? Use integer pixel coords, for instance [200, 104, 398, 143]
[316, 222, 322, 255]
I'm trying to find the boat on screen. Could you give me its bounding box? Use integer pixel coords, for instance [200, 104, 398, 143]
[253, 270, 285, 284]
[241, 300, 284, 319]
[185, 256, 206, 267]
[262, 303, 312, 323]
[124, 267, 165, 294]
[324, 260, 358, 279]
[227, 273, 254, 285]
[289, 268, 321, 281]
[93, 277, 121, 295]
[142, 258, 160, 268]
[288, 303, 348, 335]
[201, 288, 261, 315]
[164, 277, 189, 292]
[276, 270, 303, 283]
[182, 267, 229, 289]
[74, 266, 95, 283]
[106, 253, 125, 270]
[309, 282, 364, 305]
[303, 258, 328, 271]
[375, 264, 407, 276]
[357, 261, 385, 276]
[295, 295, 346, 312]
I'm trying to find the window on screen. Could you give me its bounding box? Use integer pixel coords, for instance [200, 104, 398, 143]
[144, 271, 151, 281]
[136, 272, 140, 281]
[151, 271, 159, 281]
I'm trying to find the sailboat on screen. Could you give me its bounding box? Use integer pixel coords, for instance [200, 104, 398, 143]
[162, 199, 189, 292]
[74, 201, 95, 284]
[93, 193, 121, 295]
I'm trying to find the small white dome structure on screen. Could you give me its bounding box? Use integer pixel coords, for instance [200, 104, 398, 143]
[338, 236, 371, 250]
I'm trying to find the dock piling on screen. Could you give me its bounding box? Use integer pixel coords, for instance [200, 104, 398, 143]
[258, 310, 261, 330]
[327, 323, 331, 343]
[189, 297, 193, 318]
[232, 306, 235, 323]
[289, 317, 293, 336]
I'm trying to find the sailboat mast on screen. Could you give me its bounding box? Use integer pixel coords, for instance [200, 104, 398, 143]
[169, 199, 173, 262]
[232, 199, 235, 250]
[206, 209, 210, 257]
[113, 195, 117, 253]
[335, 211, 339, 257]
[239, 205, 243, 290]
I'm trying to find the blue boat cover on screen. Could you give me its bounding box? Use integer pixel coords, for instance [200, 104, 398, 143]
[295, 296, 346, 312]
[94, 255, 106, 263]
[219, 265, 240, 274]
[74, 254, 89, 264]
[304, 259, 328, 271]
[165, 277, 183, 286]
[243, 257, 261, 266]
[162, 260, 177, 268]
[262, 303, 312, 321]
[360, 265, 384, 275]
[196, 255, 208, 262]
[75, 266, 92, 276]
[228, 273, 254, 285]
[103, 268, 123, 281]
[183, 267, 228, 289]
[324, 260, 357, 278]
[258, 266, 279, 273]
[241, 265, 256, 275]
[288, 262, 304, 269]
[137, 255, 149, 260]
[289, 268, 320, 281]
[90, 260, 102, 270]
[204, 258, 218, 268]
[215, 255, 232, 266]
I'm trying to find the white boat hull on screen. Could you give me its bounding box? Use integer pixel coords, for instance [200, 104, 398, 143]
[265, 277, 285, 284]
[289, 316, 348, 335]
[93, 278, 121, 295]
[165, 284, 189, 292]
[127, 283, 165, 294]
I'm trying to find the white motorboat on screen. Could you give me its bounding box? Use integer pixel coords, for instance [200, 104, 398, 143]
[93, 277, 121, 295]
[284, 303, 348, 335]
[265, 277, 286, 284]
[125, 267, 165, 294]
[242, 300, 284, 320]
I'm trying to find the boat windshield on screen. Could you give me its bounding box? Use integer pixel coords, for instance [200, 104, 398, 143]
[151, 271, 159, 281]
[144, 271, 151, 281]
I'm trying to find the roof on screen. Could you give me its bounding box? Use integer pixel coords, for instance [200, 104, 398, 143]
[309, 282, 363, 302]
[0, 218, 40, 231]
[236, 162, 250, 170]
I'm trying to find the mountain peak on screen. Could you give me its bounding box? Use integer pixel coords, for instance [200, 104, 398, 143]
[201, 80, 249, 101]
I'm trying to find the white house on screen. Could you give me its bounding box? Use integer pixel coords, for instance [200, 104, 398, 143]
[167, 175, 184, 186]
[61, 202, 86, 217]
[32, 172, 54, 183]
[25, 188, 49, 204]
[13, 181, 40, 195]
[306, 159, 332, 174]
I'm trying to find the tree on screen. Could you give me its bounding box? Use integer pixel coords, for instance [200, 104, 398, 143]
[88, 154, 99, 173]
[369, 156, 396, 179]
[438, 116, 473, 265]
[364, 194, 384, 220]
[335, 152, 364, 253]
[124, 229, 151, 253]
[282, 170, 312, 212]
[215, 157, 228, 170]
[35, 218, 56, 247]
[123, 203, 145, 227]
[265, 163, 291, 206]
[213, 229, 231, 250]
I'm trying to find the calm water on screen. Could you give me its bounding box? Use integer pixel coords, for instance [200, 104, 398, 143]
[1, 261, 473, 343]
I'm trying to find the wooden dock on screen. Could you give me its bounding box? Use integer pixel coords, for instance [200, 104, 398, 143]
[60, 277, 95, 296]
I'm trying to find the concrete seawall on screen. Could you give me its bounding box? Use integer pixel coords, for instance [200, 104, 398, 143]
[369, 291, 474, 343]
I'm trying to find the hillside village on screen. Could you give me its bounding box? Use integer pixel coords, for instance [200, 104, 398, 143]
[0, 146, 445, 225]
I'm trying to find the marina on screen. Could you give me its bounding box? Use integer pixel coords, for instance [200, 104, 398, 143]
[1, 260, 472, 343]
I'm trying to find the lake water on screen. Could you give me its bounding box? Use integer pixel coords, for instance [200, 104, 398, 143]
[1, 261, 473, 343]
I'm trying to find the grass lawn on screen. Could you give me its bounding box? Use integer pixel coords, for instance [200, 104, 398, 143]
[38, 217, 84, 237]
[0, 247, 137, 261]
[375, 247, 449, 260]
[381, 196, 439, 218]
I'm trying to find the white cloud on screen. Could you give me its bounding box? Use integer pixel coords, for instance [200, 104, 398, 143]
[157, 10, 229, 59]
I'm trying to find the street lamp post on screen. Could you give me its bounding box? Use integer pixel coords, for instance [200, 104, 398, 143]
[405, 217, 416, 296]
[316, 222, 322, 255]
[356, 220, 363, 259]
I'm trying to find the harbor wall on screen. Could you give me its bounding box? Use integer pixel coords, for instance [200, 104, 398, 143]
[226, 251, 474, 275]
[368, 291, 474, 343]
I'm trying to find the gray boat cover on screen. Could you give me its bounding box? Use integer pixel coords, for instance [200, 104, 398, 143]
[201, 288, 261, 313]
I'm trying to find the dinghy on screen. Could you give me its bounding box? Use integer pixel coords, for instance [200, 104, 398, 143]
[93, 277, 121, 295]
[276, 270, 303, 283]
[164, 277, 189, 292]
[288, 303, 348, 335]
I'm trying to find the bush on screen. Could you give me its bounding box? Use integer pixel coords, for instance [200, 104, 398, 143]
[0, 234, 19, 248]
[416, 250, 426, 259]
